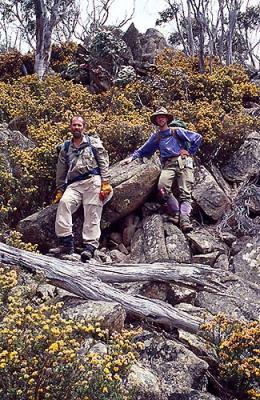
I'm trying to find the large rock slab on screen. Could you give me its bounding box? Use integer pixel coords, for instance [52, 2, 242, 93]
[195, 278, 260, 320]
[143, 214, 168, 262]
[232, 236, 260, 284]
[221, 131, 260, 182]
[164, 223, 191, 263]
[193, 167, 231, 220]
[139, 332, 209, 398]
[17, 156, 161, 249]
[102, 156, 161, 227]
[0, 123, 35, 174]
[62, 299, 126, 332]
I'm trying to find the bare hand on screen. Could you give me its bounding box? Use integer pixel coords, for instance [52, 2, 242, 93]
[120, 157, 133, 165]
[180, 149, 190, 157]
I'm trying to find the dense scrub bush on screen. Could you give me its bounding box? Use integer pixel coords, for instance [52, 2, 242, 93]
[202, 314, 260, 400]
[50, 42, 78, 73]
[4, 231, 38, 252]
[0, 266, 142, 400]
[0, 43, 76, 82]
[0, 48, 259, 227]
[0, 50, 34, 82]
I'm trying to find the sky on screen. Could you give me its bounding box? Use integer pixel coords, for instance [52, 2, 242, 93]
[81, 0, 171, 36]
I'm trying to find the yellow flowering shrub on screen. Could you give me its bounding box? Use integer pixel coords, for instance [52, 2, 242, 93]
[0, 265, 143, 400]
[0, 43, 76, 83]
[4, 230, 38, 252]
[201, 314, 260, 400]
[50, 42, 78, 73]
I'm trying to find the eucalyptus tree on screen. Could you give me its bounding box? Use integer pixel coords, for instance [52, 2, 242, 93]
[156, 0, 259, 71]
[0, 0, 79, 78]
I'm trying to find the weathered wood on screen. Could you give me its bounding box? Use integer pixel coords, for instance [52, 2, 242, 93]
[0, 242, 225, 334]
[95, 263, 226, 293]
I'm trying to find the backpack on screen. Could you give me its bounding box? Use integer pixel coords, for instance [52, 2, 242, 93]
[62, 134, 98, 162]
[61, 135, 100, 185]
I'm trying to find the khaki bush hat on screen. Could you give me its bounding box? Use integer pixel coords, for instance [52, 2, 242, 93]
[150, 107, 174, 125]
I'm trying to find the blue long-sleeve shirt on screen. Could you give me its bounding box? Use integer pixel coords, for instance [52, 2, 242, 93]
[132, 128, 202, 161]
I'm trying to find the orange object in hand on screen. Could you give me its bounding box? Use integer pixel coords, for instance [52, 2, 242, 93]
[52, 189, 63, 204]
[99, 181, 112, 201]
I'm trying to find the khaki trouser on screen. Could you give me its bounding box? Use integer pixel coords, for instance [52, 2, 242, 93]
[55, 175, 103, 248]
[158, 156, 194, 203]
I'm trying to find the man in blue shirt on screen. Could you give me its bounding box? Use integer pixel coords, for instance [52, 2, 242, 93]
[123, 107, 202, 232]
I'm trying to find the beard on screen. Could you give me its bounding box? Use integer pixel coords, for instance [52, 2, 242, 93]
[72, 130, 82, 139]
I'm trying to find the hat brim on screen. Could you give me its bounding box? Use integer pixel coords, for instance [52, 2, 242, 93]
[150, 113, 173, 126]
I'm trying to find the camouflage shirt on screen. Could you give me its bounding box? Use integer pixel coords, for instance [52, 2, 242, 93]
[56, 134, 110, 190]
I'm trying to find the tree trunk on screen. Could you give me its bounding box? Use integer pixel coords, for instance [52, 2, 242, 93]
[34, 0, 61, 79]
[0, 242, 228, 334]
[187, 0, 195, 56]
[218, 0, 225, 62]
[226, 0, 240, 65]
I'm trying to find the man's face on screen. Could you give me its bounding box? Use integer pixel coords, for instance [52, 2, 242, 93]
[70, 117, 85, 138]
[155, 115, 168, 128]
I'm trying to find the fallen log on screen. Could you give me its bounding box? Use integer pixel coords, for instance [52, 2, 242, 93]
[94, 263, 226, 293]
[0, 242, 224, 334]
[0, 243, 225, 293]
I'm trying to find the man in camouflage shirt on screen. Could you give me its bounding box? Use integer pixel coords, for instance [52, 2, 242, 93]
[52, 115, 112, 261]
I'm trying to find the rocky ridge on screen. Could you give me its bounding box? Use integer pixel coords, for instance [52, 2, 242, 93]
[0, 125, 259, 400]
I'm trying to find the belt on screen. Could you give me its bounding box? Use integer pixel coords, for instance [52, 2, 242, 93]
[67, 172, 92, 185]
[66, 167, 100, 186]
[163, 155, 180, 163]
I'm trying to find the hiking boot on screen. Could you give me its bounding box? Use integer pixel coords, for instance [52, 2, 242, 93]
[49, 235, 74, 256]
[81, 244, 95, 263]
[179, 215, 193, 233]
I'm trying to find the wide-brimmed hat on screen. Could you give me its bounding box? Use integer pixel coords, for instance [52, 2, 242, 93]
[169, 119, 187, 129]
[150, 107, 173, 125]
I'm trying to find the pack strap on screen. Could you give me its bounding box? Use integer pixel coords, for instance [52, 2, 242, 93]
[156, 128, 190, 151]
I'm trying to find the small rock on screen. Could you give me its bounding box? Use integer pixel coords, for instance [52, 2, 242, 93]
[192, 252, 220, 266]
[187, 229, 229, 254]
[118, 242, 129, 255]
[89, 342, 108, 355]
[127, 362, 162, 400]
[170, 285, 196, 305]
[214, 254, 230, 270]
[110, 249, 128, 263]
[140, 282, 173, 302]
[37, 284, 57, 300]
